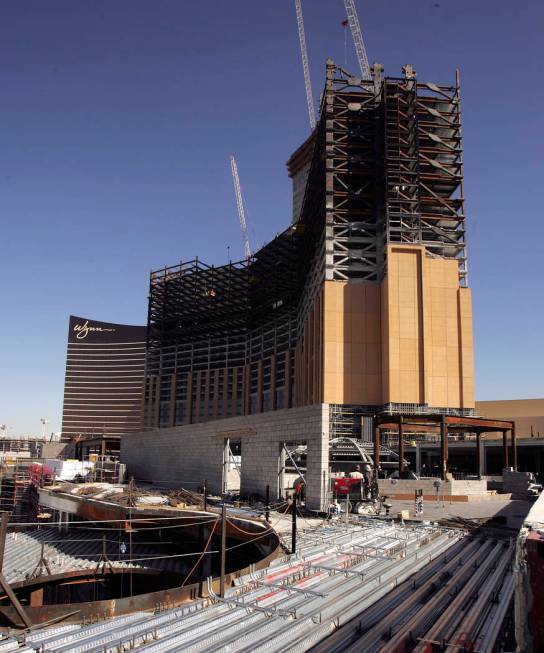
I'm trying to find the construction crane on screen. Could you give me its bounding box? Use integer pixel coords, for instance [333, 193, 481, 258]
[343, 0, 372, 80]
[229, 155, 251, 260]
[294, 0, 316, 130]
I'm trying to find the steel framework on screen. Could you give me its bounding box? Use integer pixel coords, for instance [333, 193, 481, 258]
[313, 60, 467, 285]
[144, 60, 469, 429]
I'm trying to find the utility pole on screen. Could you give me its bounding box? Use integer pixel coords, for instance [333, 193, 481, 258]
[220, 503, 227, 597]
[128, 477, 135, 598]
[291, 495, 297, 554]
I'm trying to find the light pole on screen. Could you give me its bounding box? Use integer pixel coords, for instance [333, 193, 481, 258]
[40, 418, 48, 439]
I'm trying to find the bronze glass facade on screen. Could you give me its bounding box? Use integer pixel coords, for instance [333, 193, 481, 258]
[60, 316, 146, 442]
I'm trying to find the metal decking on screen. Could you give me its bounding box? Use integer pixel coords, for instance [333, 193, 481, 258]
[2, 529, 187, 583]
[4, 521, 450, 651]
[0, 520, 514, 652]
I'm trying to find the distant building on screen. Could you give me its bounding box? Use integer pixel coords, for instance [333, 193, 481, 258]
[405, 399, 544, 478]
[476, 399, 544, 438]
[60, 316, 146, 454]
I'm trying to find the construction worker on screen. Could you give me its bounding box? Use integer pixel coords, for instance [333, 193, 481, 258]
[349, 464, 363, 479]
[363, 463, 373, 498]
[293, 476, 306, 500]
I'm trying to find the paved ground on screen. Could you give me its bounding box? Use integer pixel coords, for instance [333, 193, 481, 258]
[268, 497, 534, 539]
[385, 497, 533, 529]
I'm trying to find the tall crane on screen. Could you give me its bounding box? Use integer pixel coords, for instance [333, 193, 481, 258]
[294, 0, 316, 130]
[343, 0, 372, 80]
[229, 155, 251, 260]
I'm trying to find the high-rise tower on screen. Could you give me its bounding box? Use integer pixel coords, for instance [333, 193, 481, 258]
[143, 61, 473, 436]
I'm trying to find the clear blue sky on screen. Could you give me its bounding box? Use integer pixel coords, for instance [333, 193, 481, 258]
[1, 0, 542, 436]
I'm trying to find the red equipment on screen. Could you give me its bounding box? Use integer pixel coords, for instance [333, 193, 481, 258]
[333, 477, 363, 495]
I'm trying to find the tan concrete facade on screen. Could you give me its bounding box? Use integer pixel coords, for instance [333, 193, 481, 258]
[322, 280, 381, 405]
[476, 399, 544, 439]
[318, 244, 475, 410]
[382, 244, 474, 409]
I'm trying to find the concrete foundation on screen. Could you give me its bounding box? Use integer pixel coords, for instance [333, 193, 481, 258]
[121, 404, 329, 511]
[378, 478, 494, 502]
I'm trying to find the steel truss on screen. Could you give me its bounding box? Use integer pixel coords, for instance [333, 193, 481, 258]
[323, 60, 385, 282]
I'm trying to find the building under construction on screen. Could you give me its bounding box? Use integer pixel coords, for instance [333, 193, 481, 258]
[123, 60, 515, 509]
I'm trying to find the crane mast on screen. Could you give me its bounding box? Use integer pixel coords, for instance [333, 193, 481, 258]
[294, 0, 316, 130]
[229, 155, 251, 260]
[343, 0, 372, 80]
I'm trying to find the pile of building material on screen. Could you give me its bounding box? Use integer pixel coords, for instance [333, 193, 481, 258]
[43, 481, 205, 510]
[503, 468, 542, 499]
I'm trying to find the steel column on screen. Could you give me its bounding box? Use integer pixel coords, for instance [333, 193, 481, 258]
[398, 416, 404, 474]
[502, 430, 509, 470]
[373, 418, 380, 474]
[440, 415, 448, 481]
[476, 432, 482, 480]
[511, 424, 517, 471]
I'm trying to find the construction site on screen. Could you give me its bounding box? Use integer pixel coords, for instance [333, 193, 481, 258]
[0, 1, 542, 652]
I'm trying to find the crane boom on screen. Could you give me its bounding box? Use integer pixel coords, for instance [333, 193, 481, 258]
[229, 155, 251, 260]
[343, 0, 371, 80]
[294, 0, 316, 130]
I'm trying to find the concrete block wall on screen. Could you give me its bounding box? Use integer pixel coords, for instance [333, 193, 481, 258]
[121, 404, 329, 510]
[120, 422, 225, 493]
